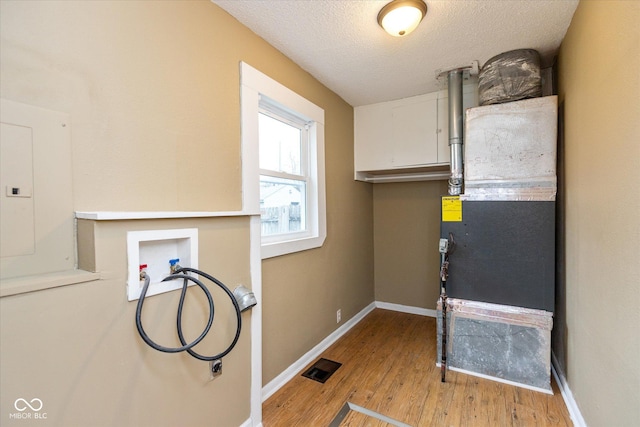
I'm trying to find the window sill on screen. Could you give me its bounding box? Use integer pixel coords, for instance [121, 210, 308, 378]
[0, 270, 101, 298]
[262, 234, 326, 259]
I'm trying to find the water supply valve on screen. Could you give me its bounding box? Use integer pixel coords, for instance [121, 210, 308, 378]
[139, 264, 148, 281]
[169, 258, 181, 274]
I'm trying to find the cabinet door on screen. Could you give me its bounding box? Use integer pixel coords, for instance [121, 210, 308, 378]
[354, 103, 394, 171]
[437, 96, 450, 164]
[391, 97, 438, 167]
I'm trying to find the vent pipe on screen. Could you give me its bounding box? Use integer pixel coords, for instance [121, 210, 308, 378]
[447, 69, 464, 195]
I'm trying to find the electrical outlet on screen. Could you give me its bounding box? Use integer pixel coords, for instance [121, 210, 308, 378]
[336, 309, 341, 323]
[209, 359, 222, 380]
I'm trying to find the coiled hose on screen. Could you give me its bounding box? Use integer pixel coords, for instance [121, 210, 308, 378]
[135, 267, 242, 361]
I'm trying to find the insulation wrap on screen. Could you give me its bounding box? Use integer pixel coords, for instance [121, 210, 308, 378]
[463, 96, 558, 201]
[437, 297, 553, 392]
[478, 49, 542, 106]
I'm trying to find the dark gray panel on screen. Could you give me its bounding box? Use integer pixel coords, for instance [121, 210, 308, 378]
[440, 201, 555, 312]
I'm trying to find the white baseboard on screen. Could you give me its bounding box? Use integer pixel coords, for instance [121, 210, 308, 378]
[551, 351, 587, 427]
[239, 419, 259, 427]
[375, 301, 437, 317]
[261, 302, 376, 402]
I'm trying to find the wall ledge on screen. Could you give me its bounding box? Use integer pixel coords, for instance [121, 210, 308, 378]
[75, 210, 258, 220]
[0, 269, 101, 298]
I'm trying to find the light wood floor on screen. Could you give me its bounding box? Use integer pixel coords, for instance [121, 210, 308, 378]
[263, 309, 572, 427]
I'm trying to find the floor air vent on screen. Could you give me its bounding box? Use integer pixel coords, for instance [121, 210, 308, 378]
[301, 358, 342, 383]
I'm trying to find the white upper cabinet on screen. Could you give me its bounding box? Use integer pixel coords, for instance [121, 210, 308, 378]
[354, 83, 478, 182]
[391, 94, 439, 168]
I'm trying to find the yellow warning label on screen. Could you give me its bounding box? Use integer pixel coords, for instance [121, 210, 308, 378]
[442, 196, 462, 222]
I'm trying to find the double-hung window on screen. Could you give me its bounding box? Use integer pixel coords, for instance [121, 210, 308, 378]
[241, 62, 326, 259]
[259, 105, 309, 241]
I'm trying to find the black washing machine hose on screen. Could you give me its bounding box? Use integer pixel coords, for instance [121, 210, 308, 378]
[135, 267, 242, 361]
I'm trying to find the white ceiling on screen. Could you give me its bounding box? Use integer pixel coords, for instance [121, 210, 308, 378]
[213, 0, 579, 107]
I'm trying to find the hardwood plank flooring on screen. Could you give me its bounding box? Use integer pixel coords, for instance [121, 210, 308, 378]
[263, 309, 572, 427]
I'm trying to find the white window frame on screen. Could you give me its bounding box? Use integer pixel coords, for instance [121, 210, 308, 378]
[240, 62, 326, 259]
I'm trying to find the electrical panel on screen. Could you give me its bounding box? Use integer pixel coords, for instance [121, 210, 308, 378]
[0, 99, 75, 280]
[1, 121, 35, 258]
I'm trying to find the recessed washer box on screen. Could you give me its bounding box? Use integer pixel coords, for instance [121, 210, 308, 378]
[126, 228, 198, 301]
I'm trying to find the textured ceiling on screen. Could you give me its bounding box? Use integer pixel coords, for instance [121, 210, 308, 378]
[213, 0, 578, 107]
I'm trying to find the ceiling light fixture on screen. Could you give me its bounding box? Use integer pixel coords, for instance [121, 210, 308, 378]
[377, 0, 427, 37]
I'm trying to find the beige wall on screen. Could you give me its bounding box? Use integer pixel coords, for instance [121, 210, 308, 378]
[373, 181, 447, 309]
[556, 1, 640, 425]
[0, 1, 374, 425]
[1, 1, 243, 212]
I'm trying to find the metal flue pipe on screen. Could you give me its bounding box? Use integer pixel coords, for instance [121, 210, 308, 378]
[447, 69, 464, 195]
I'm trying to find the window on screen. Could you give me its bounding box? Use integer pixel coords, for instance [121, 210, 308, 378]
[240, 62, 326, 259]
[259, 108, 307, 238]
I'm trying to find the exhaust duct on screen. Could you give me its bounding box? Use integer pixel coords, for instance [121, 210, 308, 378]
[447, 69, 464, 196]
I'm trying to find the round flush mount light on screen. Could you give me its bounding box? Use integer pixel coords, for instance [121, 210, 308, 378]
[377, 0, 427, 37]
